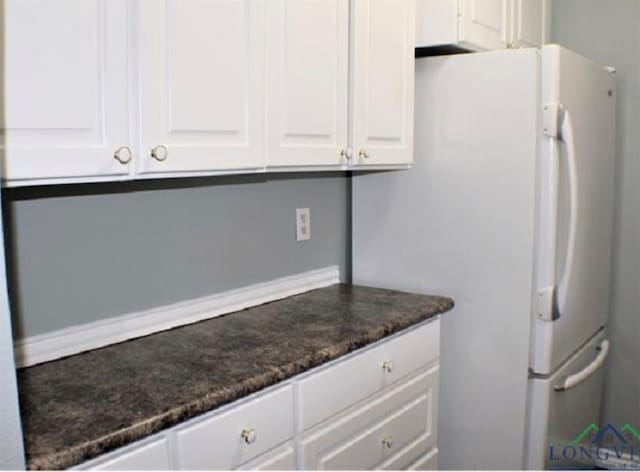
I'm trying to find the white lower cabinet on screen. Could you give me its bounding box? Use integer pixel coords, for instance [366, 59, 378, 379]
[300, 367, 438, 470]
[408, 448, 439, 471]
[236, 442, 296, 471]
[75, 320, 440, 471]
[298, 319, 439, 430]
[73, 436, 170, 471]
[174, 385, 294, 470]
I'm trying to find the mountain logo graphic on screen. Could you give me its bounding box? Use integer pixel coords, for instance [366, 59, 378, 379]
[563, 423, 599, 445]
[564, 423, 640, 446]
[621, 424, 640, 441]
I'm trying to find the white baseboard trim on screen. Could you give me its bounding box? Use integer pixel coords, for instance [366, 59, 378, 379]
[14, 266, 340, 368]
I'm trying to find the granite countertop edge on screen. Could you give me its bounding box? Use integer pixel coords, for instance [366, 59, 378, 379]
[23, 288, 454, 470]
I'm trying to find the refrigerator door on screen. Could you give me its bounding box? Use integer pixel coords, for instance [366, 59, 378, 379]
[353, 49, 539, 469]
[525, 329, 608, 470]
[531, 45, 616, 375]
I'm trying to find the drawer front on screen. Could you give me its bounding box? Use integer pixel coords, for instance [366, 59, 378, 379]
[408, 448, 438, 470]
[175, 385, 294, 470]
[301, 367, 438, 470]
[379, 432, 436, 470]
[78, 436, 170, 471]
[298, 319, 440, 430]
[235, 442, 296, 470]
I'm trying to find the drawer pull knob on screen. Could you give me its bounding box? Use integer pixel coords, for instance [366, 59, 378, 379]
[113, 146, 132, 165]
[382, 360, 394, 373]
[150, 144, 168, 161]
[340, 148, 353, 161]
[241, 428, 257, 445]
[382, 436, 394, 448]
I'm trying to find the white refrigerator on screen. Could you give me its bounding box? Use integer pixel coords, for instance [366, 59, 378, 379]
[352, 45, 615, 469]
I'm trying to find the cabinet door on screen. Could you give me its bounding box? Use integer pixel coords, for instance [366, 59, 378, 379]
[351, 0, 415, 166]
[511, 0, 550, 48]
[265, 0, 349, 167]
[2, 0, 130, 185]
[415, 0, 459, 48]
[458, 0, 509, 50]
[138, 0, 265, 175]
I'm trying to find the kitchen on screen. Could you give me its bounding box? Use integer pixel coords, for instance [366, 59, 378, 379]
[0, 0, 638, 470]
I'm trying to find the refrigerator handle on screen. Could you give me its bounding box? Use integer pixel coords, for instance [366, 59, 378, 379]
[538, 104, 579, 321]
[556, 108, 579, 315]
[554, 339, 609, 391]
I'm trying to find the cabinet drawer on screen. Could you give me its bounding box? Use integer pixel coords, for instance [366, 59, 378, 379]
[301, 367, 438, 470]
[235, 442, 296, 471]
[408, 448, 438, 470]
[175, 385, 294, 470]
[379, 433, 437, 470]
[76, 436, 170, 471]
[298, 319, 439, 430]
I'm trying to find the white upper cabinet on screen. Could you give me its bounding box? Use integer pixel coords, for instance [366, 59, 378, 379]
[265, 0, 349, 167]
[458, 0, 509, 50]
[2, 0, 130, 185]
[511, 0, 551, 48]
[416, 0, 549, 50]
[415, 0, 458, 48]
[137, 0, 265, 175]
[351, 0, 415, 166]
[2, 0, 413, 186]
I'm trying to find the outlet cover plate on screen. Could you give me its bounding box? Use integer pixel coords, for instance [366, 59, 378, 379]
[296, 208, 310, 241]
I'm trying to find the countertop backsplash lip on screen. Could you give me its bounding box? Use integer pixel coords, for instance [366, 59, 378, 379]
[17, 283, 454, 470]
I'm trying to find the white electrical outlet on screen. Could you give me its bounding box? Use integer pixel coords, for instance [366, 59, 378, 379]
[296, 208, 310, 241]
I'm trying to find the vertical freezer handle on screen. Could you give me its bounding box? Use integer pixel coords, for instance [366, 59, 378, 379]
[539, 104, 579, 321]
[557, 108, 579, 315]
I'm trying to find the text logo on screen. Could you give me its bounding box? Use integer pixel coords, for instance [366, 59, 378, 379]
[548, 423, 640, 469]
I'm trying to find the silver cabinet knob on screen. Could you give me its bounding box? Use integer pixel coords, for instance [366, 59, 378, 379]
[150, 145, 168, 161]
[113, 146, 132, 165]
[382, 436, 394, 448]
[241, 428, 257, 445]
[340, 148, 353, 160]
[359, 148, 369, 159]
[382, 360, 394, 373]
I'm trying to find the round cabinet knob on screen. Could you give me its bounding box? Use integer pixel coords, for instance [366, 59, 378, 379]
[382, 360, 394, 373]
[340, 148, 353, 161]
[113, 146, 132, 165]
[241, 428, 257, 445]
[150, 145, 168, 162]
[359, 148, 369, 160]
[382, 436, 394, 449]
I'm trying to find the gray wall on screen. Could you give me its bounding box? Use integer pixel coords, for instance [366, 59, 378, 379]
[552, 0, 640, 428]
[3, 174, 350, 339]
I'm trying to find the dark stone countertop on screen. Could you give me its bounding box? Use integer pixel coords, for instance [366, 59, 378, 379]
[17, 283, 454, 470]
